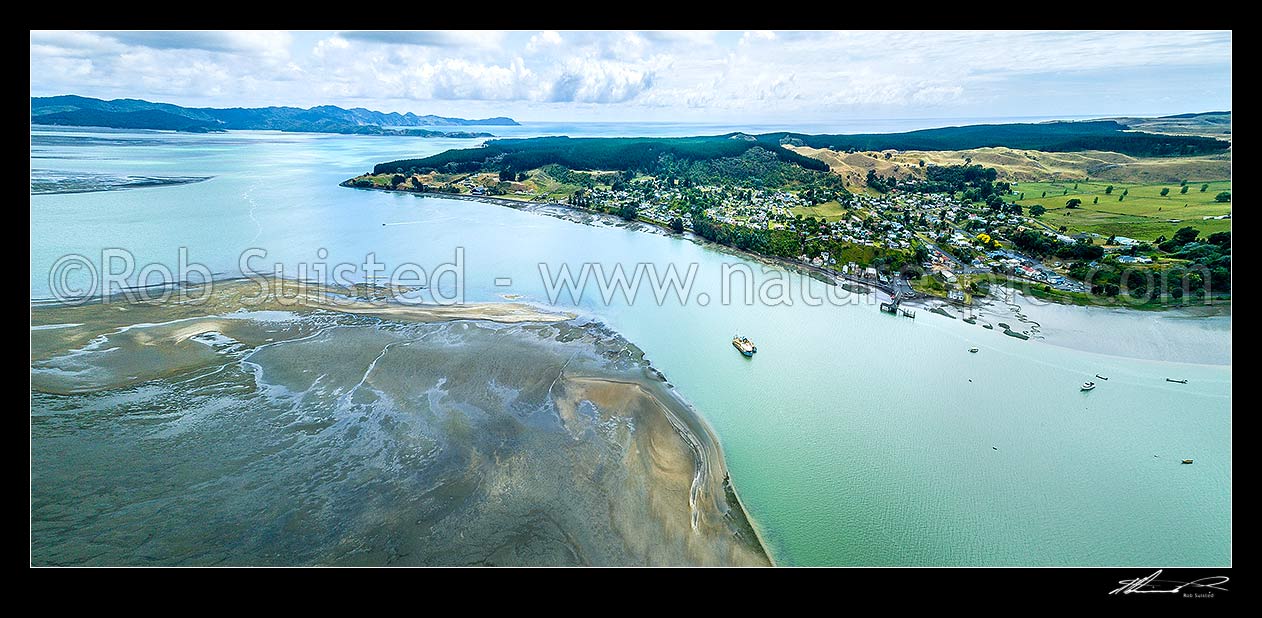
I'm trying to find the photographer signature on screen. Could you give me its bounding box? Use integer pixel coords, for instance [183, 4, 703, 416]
[1110, 570, 1229, 595]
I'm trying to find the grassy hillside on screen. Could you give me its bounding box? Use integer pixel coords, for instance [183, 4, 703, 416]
[1010, 180, 1232, 241]
[790, 145, 1232, 188]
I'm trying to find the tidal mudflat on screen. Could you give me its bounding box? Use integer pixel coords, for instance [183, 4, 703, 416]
[31, 280, 769, 566]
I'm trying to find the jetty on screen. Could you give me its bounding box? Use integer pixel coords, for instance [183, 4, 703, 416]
[879, 292, 916, 319]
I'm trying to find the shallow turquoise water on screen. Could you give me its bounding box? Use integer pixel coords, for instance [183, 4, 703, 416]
[30, 125, 1231, 565]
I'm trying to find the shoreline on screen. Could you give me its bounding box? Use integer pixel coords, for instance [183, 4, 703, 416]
[345, 183, 1228, 315]
[344, 184, 1230, 365]
[343, 183, 905, 294]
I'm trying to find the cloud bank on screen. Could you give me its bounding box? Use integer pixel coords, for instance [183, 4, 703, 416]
[30, 30, 1232, 122]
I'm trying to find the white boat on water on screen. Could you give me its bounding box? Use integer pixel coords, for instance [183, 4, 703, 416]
[1081, 381, 1096, 391]
[732, 334, 757, 357]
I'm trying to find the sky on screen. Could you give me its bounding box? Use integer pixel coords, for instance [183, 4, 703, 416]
[30, 30, 1232, 123]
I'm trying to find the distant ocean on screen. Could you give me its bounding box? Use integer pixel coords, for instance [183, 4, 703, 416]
[399, 115, 1106, 139]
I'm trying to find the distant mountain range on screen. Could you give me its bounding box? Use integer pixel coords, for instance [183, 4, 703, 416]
[30, 95, 518, 136]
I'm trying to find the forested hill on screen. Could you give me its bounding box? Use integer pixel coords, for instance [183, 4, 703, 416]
[754, 120, 1229, 157]
[371, 119, 1229, 178]
[373, 135, 830, 175]
[30, 95, 518, 134]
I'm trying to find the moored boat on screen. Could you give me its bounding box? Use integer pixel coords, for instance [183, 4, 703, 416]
[1166, 378, 1188, 384]
[1081, 381, 1096, 391]
[1182, 459, 1194, 464]
[1095, 374, 1109, 380]
[969, 347, 978, 353]
[732, 335, 756, 357]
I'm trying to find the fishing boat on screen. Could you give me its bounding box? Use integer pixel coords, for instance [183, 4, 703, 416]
[1095, 374, 1109, 380]
[1166, 378, 1188, 384]
[1182, 459, 1194, 464]
[1080, 381, 1096, 391]
[969, 348, 978, 353]
[732, 335, 757, 357]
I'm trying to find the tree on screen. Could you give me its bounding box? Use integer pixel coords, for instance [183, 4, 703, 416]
[1180, 185, 1189, 194]
[669, 217, 685, 233]
[391, 174, 405, 187]
[1093, 196, 1099, 205]
[1173, 226, 1200, 245]
[499, 169, 515, 181]
[1200, 184, 1209, 192]
[918, 159, 925, 167]
[1041, 191, 1047, 198]
[1214, 191, 1231, 203]
[1119, 195, 1125, 202]
[1019, 193, 1024, 200]
[1160, 188, 1170, 197]
[1063, 189, 1069, 195]
[1105, 185, 1114, 195]
[1030, 204, 1046, 217]
[1180, 180, 1188, 186]
[1066, 198, 1082, 209]
[1122, 188, 1129, 196]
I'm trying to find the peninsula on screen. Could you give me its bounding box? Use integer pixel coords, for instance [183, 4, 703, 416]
[349, 115, 1231, 310]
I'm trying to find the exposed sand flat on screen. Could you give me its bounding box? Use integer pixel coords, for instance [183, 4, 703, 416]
[552, 375, 770, 566]
[32, 277, 571, 366]
[306, 297, 573, 324]
[31, 279, 770, 566]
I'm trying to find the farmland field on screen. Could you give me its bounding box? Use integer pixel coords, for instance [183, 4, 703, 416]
[1008, 180, 1232, 241]
[790, 200, 848, 221]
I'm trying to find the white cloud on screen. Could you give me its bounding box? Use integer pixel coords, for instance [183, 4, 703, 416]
[548, 58, 654, 103]
[96, 31, 292, 58]
[638, 30, 717, 45]
[526, 30, 563, 53]
[30, 30, 1232, 121]
[739, 30, 776, 45]
[339, 30, 505, 49]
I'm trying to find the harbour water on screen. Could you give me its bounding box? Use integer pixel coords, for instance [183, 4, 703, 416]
[30, 124, 1231, 565]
